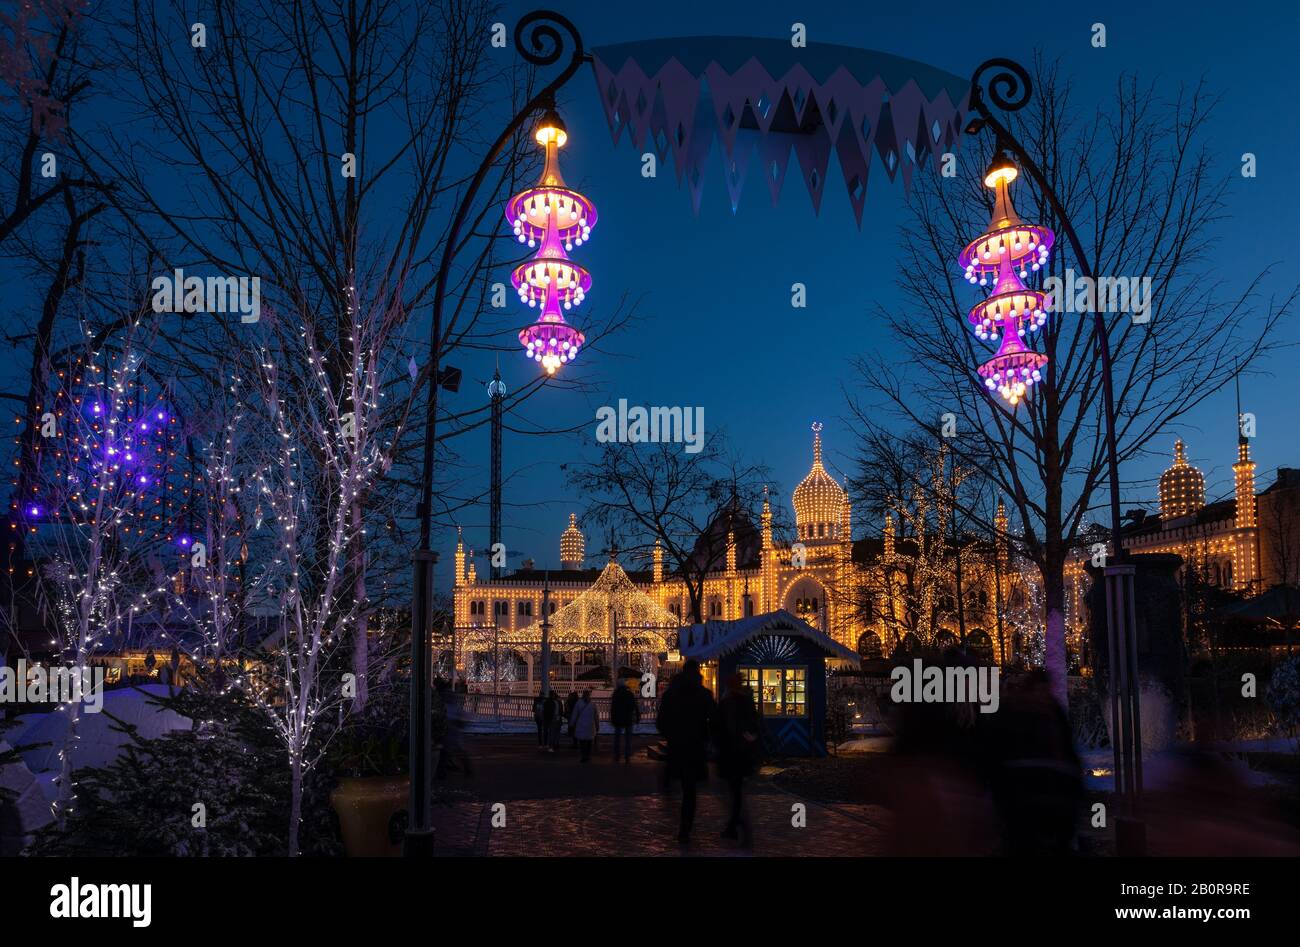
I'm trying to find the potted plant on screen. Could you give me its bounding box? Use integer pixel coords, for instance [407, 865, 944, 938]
[328, 684, 444, 856]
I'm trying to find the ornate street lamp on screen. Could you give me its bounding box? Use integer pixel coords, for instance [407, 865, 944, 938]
[507, 105, 595, 375]
[961, 152, 1053, 407]
[965, 59, 1144, 840]
[406, 10, 588, 857]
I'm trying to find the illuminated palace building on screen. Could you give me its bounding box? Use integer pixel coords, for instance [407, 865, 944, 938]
[450, 424, 1020, 689]
[1066, 429, 1300, 640]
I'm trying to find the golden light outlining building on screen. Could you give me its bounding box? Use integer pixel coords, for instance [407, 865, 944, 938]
[1063, 430, 1299, 648]
[451, 424, 1019, 685]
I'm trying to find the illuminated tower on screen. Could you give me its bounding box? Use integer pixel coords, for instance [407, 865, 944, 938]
[1233, 423, 1258, 590]
[994, 499, 1010, 566]
[560, 513, 585, 570]
[793, 422, 847, 543]
[653, 537, 663, 584]
[1158, 440, 1206, 521]
[760, 485, 774, 613]
[454, 527, 466, 587]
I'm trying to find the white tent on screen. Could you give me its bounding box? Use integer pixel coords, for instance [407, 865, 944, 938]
[10, 684, 193, 775]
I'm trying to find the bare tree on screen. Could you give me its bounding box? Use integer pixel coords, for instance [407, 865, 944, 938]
[567, 434, 776, 624]
[849, 62, 1294, 705]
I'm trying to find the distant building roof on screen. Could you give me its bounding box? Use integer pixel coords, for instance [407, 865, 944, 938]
[678, 609, 861, 665]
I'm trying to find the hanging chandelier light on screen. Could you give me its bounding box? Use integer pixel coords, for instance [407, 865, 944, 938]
[507, 105, 595, 375]
[960, 150, 1054, 407]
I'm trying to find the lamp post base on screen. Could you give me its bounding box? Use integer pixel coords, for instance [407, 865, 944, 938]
[402, 827, 435, 858]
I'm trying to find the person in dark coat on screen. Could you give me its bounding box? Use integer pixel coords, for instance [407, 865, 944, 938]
[716, 671, 761, 844]
[544, 691, 563, 752]
[532, 693, 547, 748]
[609, 679, 641, 763]
[564, 690, 579, 748]
[656, 660, 716, 844]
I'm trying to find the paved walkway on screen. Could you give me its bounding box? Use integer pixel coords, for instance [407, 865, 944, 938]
[429, 734, 888, 857]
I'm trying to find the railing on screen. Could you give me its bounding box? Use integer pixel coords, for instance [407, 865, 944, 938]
[457, 691, 659, 725]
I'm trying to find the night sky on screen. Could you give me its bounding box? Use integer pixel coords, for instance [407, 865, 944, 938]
[451, 0, 1300, 580]
[3, 1, 1294, 588]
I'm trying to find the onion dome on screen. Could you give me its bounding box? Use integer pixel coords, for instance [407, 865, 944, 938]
[793, 422, 847, 539]
[1159, 439, 1205, 519]
[560, 512, 585, 569]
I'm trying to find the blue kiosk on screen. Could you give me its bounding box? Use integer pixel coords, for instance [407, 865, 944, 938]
[678, 609, 860, 756]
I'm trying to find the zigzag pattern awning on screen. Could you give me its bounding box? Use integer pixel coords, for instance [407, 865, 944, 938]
[590, 37, 971, 225]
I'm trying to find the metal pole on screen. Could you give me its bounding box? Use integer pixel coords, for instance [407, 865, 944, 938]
[405, 9, 587, 857]
[969, 59, 1143, 801]
[404, 549, 436, 857]
[540, 575, 552, 698]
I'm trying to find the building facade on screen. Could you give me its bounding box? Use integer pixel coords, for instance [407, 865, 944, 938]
[1063, 431, 1300, 646]
[451, 424, 1018, 674]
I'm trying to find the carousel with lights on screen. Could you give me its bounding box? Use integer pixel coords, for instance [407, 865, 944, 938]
[960, 151, 1054, 407]
[507, 102, 594, 375]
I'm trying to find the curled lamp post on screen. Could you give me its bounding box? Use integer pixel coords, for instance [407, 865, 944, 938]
[405, 10, 588, 857]
[964, 59, 1144, 833]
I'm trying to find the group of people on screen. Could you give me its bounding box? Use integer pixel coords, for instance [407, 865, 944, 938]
[656, 660, 762, 847]
[529, 661, 762, 847]
[532, 681, 642, 763]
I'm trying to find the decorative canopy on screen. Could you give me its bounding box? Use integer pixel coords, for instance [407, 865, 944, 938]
[546, 559, 679, 650]
[589, 37, 970, 224]
[679, 608, 861, 664]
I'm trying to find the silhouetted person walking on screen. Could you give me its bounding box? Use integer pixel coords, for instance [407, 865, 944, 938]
[564, 690, 579, 749]
[656, 660, 715, 845]
[532, 693, 546, 748]
[610, 678, 640, 762]
[544, 691, 563, 752]
[572, 689, 598, 762]
[717, 671, 761, 845]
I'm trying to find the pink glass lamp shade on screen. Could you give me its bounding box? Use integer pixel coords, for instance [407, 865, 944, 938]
[959, 164, 1054, 286]
[979, 329, 1048, 407]
[508, 106, 595, 376]
[505, 119, 597, 250]
[511, 215, 591, 309]
[967, 254, 1049, 342]
[519, 292, 585, 376]
[507, 188, 596, 249]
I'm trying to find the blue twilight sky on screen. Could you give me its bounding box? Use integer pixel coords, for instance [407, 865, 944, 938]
[446, 0, 1300, 581]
